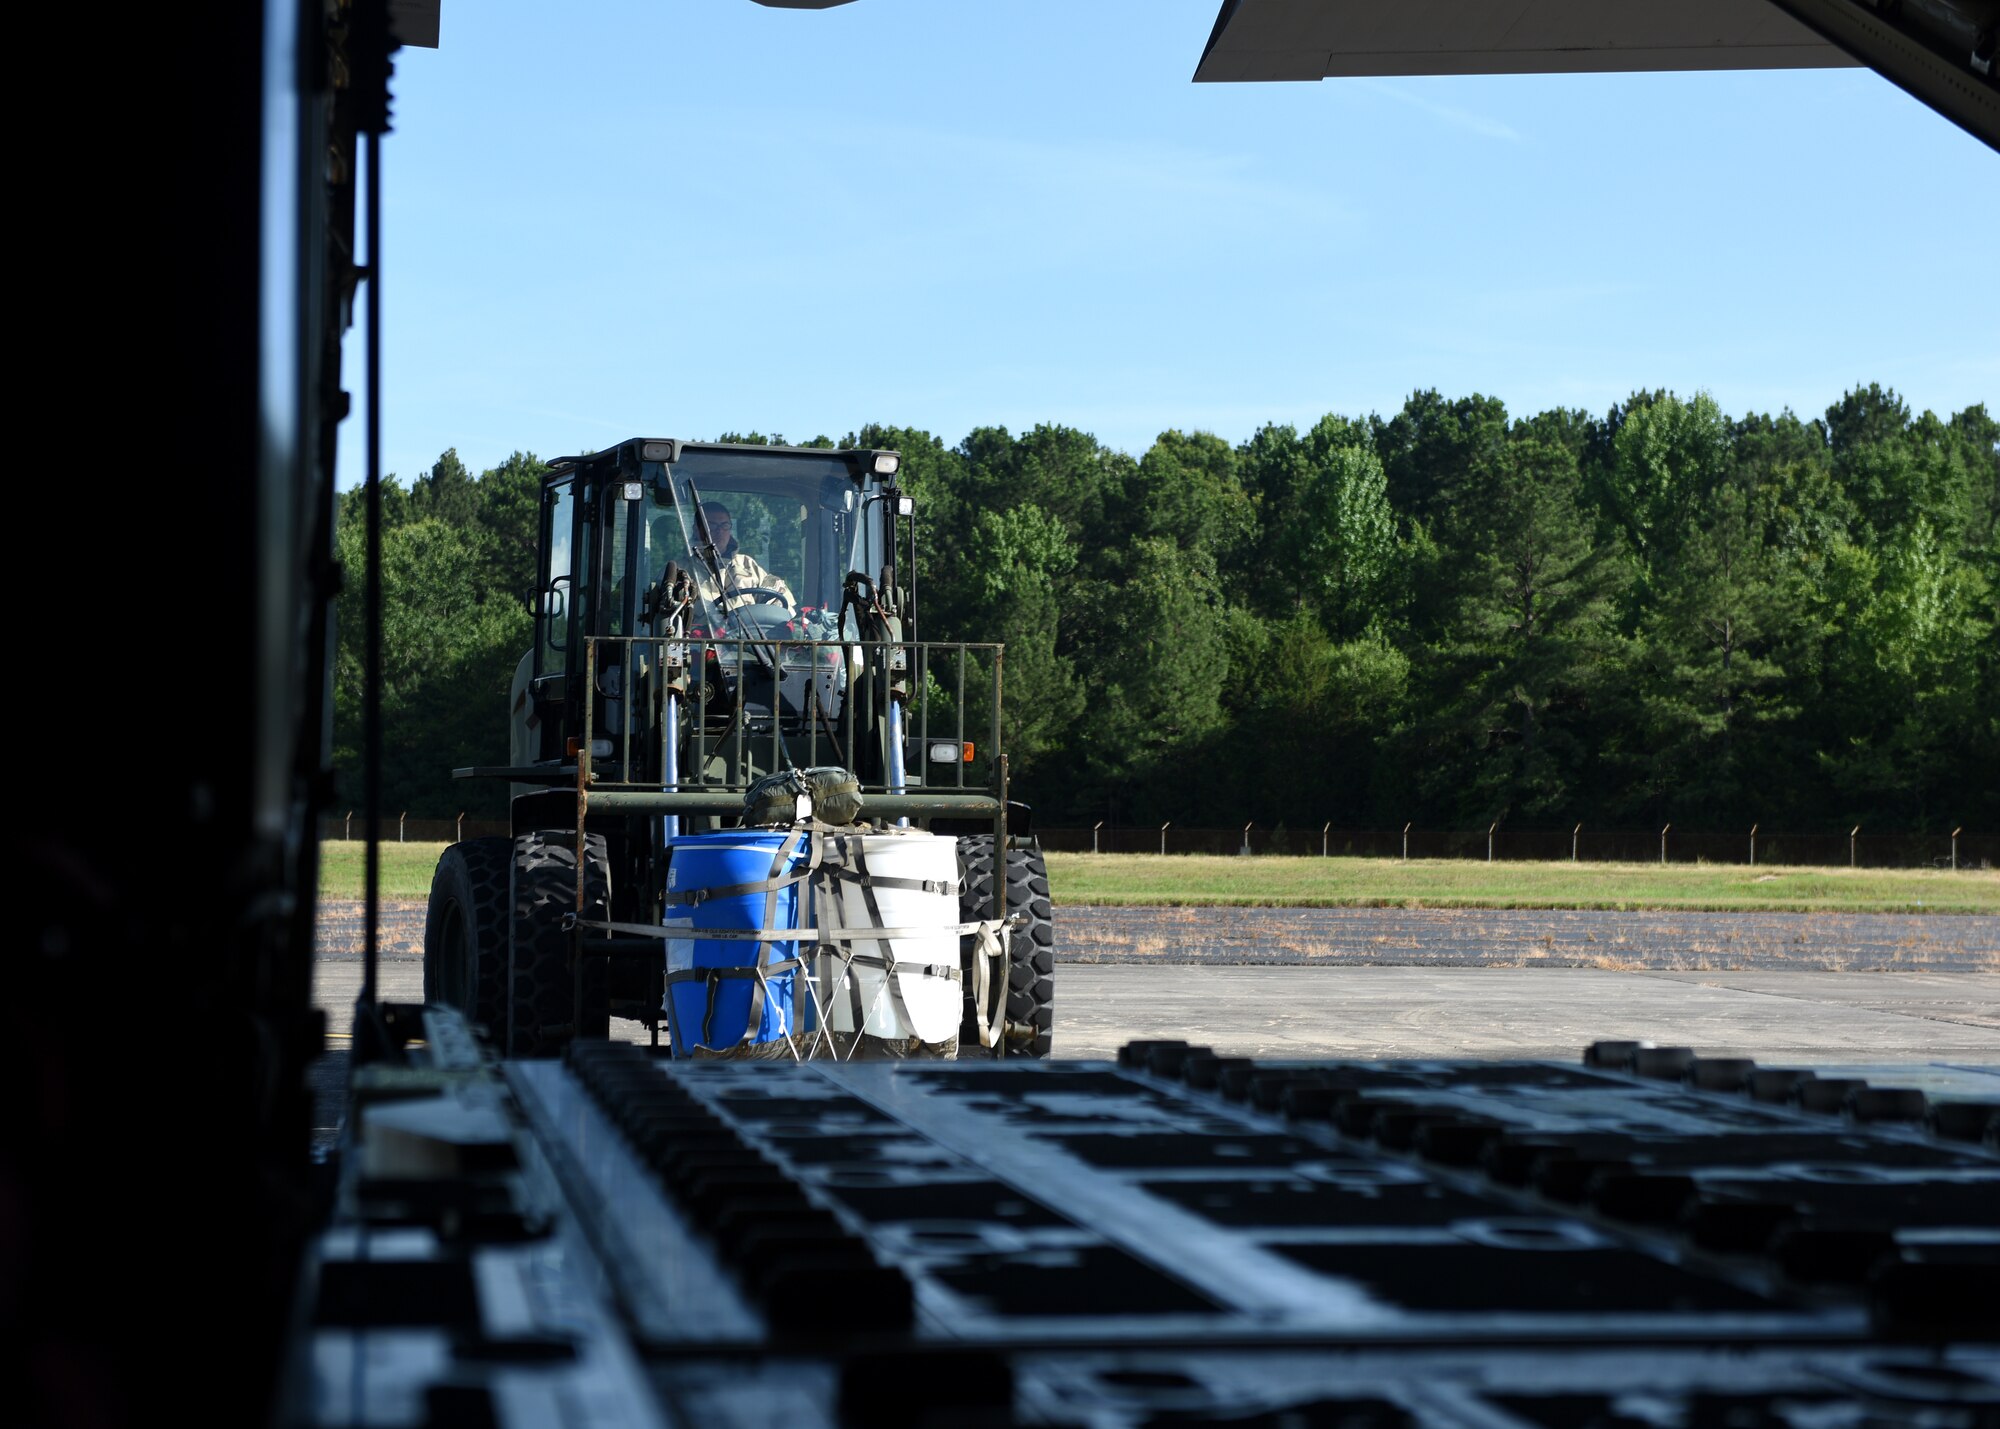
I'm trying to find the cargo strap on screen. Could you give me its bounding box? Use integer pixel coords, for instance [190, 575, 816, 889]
[815, 864, 958, 898]
[968, 915, 1007, 1051]
[585, 918, 1002, 942]
[751, 826, 804, 1059]
[578, 915, 1009, 1059]
[661, 827, 814, 1057]
[574, 822, 1013, 1059]
[801, 947, 950, 1063]
[663, 957, 805, 1055]
[664, 825, 825, 908]
[810, 832, 901, 1059]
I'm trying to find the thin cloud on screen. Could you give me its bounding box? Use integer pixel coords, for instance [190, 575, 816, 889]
[1356, 79, 1523, 141]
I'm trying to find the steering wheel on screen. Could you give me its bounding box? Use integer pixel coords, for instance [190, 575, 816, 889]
[735, 587, 791, 606]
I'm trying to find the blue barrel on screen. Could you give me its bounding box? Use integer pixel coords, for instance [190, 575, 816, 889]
[664, 830, 810, 1054]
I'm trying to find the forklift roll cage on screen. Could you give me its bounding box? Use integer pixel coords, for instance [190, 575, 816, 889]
[453, 437, 1016, 841]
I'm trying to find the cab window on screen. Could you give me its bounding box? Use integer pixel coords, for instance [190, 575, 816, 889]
[536, 478, 575, 676]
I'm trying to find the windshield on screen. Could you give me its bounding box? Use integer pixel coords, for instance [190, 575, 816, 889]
[642, 449, 885, 640]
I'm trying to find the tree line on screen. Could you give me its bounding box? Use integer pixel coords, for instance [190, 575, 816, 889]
[333, 384, 1998, 833]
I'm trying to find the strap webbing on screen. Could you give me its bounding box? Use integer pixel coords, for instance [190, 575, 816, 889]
[665, 825, 824, 907]
[816, 863, 958, 897]
[657, 827, 816, 1057]
[969, 917, 1006, 1050]
[636, 823, 1014, 1060]
[587, 917, 1004, 942]
[664, 960, 806, 984]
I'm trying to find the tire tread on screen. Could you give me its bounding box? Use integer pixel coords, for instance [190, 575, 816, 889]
[508, 830, 611, 1057]
[423, 836, 513, 1035]
[956, 836, 1055, 1058]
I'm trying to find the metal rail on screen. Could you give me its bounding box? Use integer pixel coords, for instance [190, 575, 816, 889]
[578, 633, 1006, 799]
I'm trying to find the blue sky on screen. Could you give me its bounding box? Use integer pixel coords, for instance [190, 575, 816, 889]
[342, 0, 1998, 488]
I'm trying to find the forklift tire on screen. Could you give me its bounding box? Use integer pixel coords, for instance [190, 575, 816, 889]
[507, 830, 612, 1058]
[423, 837, 513, 1037]
[956, 835, 1055, 1059]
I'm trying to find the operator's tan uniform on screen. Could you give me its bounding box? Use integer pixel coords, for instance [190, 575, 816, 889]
[697, 549, 795, 612]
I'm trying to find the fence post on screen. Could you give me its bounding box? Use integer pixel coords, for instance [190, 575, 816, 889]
[344, 810, 353, 841]
[1749, 823, 1757, 867]
[1487, 822, 1497, 863]
[1850, 825, 1859, 868]
[399, 811, 408, 843]
[1403, 822, 1411, 862]
[1953, 826, 1962, 871]
[1160, 821, 1170, 857]
[1660, 823, 1671, 866]
[1572, 823, 1581, 862]
[1241, 822, 1253, 857]
[1322, 821, 1331, 858]
[1093, 820, 1103, 855]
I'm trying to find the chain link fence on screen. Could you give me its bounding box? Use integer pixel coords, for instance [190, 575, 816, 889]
[317, 814, 1991, 870]
[318, 814, 510, 844]
[1040, 825, 1993, 870]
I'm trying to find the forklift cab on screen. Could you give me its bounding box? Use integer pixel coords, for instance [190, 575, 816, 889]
[523, 439, 913, 789]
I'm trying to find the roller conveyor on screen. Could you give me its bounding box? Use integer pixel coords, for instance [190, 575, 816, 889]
[289, 1013, 2000, 1426]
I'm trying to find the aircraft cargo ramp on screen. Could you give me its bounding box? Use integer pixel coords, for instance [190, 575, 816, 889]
[291, 1014, 1999, 1426]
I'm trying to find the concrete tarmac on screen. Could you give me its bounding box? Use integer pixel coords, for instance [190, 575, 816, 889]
[309, 957, 2000, 1143]
[1051, 964, 2000, 1063]
[309, 901, 2000, 1144]
[314, 958, 2000, 1065]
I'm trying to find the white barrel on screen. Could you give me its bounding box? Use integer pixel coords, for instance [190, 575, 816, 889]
[815, 830, 961, 1044]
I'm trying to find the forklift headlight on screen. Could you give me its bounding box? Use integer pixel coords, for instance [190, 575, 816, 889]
[896, 495, 915, 515]
[927, 741, 960, 764]
[872, 452, 900, 476]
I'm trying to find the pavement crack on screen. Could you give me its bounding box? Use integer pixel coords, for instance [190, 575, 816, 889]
[1623, 969, 2000, 1032]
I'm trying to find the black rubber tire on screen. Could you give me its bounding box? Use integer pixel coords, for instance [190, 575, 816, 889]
[422, 837, 512, 1037]
[956, 836, 1055, 1059]
[506, 830, 612, 1058]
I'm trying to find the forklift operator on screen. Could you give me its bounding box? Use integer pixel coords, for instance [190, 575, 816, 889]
[694, 500, 795, 614]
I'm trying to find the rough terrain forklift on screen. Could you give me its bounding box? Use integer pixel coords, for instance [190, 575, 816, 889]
[421, 439, 1055, 1058]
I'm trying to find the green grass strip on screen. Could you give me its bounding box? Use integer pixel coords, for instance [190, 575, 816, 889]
[320, 840, 1997, 915]
[1046, 853, 1999, 915]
